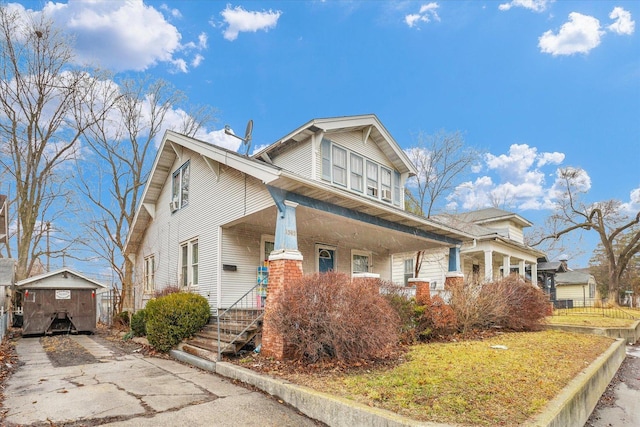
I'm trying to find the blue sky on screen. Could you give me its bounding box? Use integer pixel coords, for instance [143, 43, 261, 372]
[10, 0, 640, 269]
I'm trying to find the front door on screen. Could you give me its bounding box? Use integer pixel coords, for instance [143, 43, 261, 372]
[318, 248, 335, 272]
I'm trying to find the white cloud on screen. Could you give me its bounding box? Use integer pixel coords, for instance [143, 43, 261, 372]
[220, 5, 282, 41]
[405, 2, 440, 28]
[539, 12, 604, 56]
[192, 54, 204, 68]
[447, 144, 569, 211]
[198, 32, 208, 49]
[160, 4, 182, 19]
[498, 0, 553, 13]
[194, 128, 242, 152]
[29, 0, 184, 72]
[621, 187, 640, 214]
[608, 7, 635, 35]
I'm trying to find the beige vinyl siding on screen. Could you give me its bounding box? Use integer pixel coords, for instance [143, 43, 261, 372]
[220, 227, 261, 308]
[556, 285, 590, 306]
[391, 250, 447, 288]
[271, 138, 314, 178]
[329, 131, 392, 168]
[133, 149, 274, 312]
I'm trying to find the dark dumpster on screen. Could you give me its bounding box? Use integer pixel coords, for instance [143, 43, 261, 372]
[16, 268, 106, 335]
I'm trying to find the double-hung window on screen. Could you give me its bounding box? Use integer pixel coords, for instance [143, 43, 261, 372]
[144, 255, 155, 293]
[180, 239, 198, 287]
[350, 154, 363, 192]
[393, 171, 401, 206]
[366, 161, 378, 197]
[404, 258, 414, 286]
[381, 167, 392, 201]
[352, 250, 371, 274]
[332, 146, 347, 186]
[172, 161, 190, 210]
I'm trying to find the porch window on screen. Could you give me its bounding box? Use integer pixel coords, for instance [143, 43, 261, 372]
[171, 161, 190, 210]
[366, 161, 378, 197]
[404, 258, 413, 286]
[180, 238, 198, 287]
[144, 255, 155, 293]
[381, 167, 392, 201]
[332, 146, 347, 186]
[350, 154, 363, 192]
[352, 250, 371, 274]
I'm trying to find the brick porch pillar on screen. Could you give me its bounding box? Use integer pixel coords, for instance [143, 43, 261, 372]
[444, 272, 464, 289]
[408, 278, 431, 306]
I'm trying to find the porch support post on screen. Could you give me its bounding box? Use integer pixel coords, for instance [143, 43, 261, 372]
[484, 250, 493, 282]
[531, 263, 538, 286]
[518, 260, 526, 278]
[445, 246, 464, 290]
[263, 188, 303, 360]
[502, 255, 511, 278]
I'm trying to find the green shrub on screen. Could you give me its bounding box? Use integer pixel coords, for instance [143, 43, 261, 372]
[116, 311, 130, 327]
[145, 292, 210, 352]
[130, 309, 147, 337]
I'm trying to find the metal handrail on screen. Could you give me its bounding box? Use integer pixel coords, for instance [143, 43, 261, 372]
[216, 282, 265, 361]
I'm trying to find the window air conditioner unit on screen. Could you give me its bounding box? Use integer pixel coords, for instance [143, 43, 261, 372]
[381, 189, 392, 201]
[170, 199, 180, 212]
[368, 187, 378, 197]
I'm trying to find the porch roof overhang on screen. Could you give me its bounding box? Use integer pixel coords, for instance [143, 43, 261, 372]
[464, 234, 546, 261]
[265, 171, 472, 246]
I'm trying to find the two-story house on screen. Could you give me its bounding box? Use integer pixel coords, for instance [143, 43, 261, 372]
[124, 115, 475, 316]
[392, 208, 545, 290]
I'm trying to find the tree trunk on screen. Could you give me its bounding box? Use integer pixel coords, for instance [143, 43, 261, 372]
[121, 257, 135, 311]
[608, 269, 620, 305]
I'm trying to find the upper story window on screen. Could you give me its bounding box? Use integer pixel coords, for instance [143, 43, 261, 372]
[321, 138, 403, 206]
[171, 161, 190, 211]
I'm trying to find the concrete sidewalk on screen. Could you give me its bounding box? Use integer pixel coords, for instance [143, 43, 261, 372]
[585, 343, 640, 427]
[2, 336, 320, 426]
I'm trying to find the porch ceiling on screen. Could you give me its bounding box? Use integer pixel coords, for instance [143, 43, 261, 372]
[227, 205, 452, 254]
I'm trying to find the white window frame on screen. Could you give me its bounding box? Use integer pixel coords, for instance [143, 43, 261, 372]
[144, 255, 155, 294]
[350, 153, 364, 192]
[172, 161, 190, 210]
[403, 257, 414, 286]
[381, 167, 392, 201]
[260, 234, 275, 264]
[180, 238, 198, 288]
[351, 249, 372, 275]
[332, 145, 347, 187]
[366, 161, 378, 198]
[315, 244, 337, 273]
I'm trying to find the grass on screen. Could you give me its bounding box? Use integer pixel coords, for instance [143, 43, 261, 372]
[279, 330, 614, 426]
[545, 315, 637, 327]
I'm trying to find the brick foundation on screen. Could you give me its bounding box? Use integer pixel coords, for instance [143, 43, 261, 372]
[261, 257, 303, 360]
[409, 279, 431, 306]
[444, 273, 464, 290]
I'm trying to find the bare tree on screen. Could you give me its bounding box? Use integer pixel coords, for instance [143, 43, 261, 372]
[0, 6, 113, 280]
[405, 130, 479, 277]
[406, 130, 478, 218]
[79, 77, 215, 312]
[532, 167, 640, 303]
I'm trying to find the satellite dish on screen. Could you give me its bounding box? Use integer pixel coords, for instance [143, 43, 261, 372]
[242, 119, 253, 156]
[223, 119, 254, 156]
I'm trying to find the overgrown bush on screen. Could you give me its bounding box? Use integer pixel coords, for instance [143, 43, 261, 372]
[145, 292, 210, 352]
[268, 272, 400, 363]
[115, 311, 130, 327]
[448, 275, 549, 333]
[130, 309, 147, 337]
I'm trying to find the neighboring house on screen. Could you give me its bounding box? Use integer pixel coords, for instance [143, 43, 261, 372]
[392, 208, 545, 289]
[124, 114, 474, 314]
[555, 268, 598, 307]
[0, 258, 14, 311]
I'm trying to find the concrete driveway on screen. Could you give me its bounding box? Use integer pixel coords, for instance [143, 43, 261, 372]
[2, 335, 321, 426]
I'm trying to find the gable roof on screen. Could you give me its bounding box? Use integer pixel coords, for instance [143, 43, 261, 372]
[451, 207, 533, 228]
[555, 270, 595, 286]
[125, 128, 475, 256]
[253, 114, 418, 176]
[16, 268, 106, 289]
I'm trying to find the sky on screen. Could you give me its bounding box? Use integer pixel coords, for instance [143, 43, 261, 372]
[7, 0, 640, 271]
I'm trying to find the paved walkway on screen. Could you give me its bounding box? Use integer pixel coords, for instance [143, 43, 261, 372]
[3, 336, 321, 426]
[586, 343, 640, 427]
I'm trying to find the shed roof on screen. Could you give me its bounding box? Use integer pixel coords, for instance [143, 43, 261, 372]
[16, 268, 106, 290]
